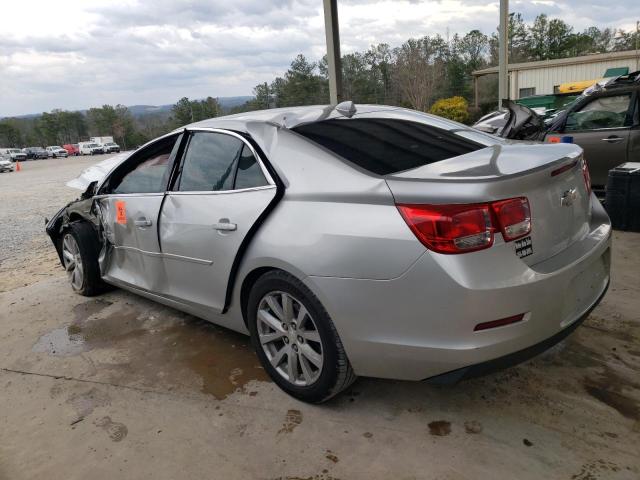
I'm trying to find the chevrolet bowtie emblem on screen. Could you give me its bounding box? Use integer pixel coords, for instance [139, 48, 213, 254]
[561, 188, 578, 207]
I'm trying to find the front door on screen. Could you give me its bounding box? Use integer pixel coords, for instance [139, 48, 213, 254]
[159, 129, 277, 312]
[97, 134, 182, 291]
[551, 92, 634, 187]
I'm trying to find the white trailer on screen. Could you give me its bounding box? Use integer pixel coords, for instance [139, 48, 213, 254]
[90, 136, 114, 144]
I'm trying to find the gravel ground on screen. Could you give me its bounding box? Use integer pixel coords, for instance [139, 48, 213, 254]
[0, 155, 122, 292]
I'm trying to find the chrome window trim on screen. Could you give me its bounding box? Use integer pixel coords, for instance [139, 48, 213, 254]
[166, 185, 276, 196]
[181, 127, 275, 188]
[93, 193, 164, 200]
[563, 126, 632, 133]
[96, 128, 275, 197]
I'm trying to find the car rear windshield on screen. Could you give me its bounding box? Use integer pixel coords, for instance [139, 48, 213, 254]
[292, 118, 483, 175]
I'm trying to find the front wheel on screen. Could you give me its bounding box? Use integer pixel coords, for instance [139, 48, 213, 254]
[61, 222, 106, 296]
[247, 270, 356, 403]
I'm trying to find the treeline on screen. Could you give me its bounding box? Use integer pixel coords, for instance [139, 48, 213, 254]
[235, 13, 639, 115]
[0, 105, 148, 149]
[1, 13, 638, 148]
[0, 97, 222, 149]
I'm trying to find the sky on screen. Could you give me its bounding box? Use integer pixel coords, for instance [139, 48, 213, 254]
[1, 0, 638, 117]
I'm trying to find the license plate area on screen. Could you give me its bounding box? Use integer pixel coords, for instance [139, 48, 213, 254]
[560, 248, 610, 328]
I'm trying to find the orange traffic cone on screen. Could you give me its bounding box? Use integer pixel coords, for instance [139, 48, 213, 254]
[15, 161, 21, 172]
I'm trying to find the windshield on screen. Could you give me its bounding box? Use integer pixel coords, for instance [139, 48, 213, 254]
[9, 149, 21, 153]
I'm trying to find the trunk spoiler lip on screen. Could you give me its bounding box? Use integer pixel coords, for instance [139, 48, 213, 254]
[385, 144, 583, 184]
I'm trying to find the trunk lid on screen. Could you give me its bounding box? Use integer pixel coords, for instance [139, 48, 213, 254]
[386, 143, 591, 265]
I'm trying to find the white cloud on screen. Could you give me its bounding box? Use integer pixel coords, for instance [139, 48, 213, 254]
[1, 0, 638, 116]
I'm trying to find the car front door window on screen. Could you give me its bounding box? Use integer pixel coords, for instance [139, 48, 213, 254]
[565, 94, 632, 132]
[109, 135, 181, 194]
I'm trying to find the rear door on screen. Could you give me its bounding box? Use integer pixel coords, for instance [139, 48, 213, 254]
[96, 133, 182, 291]
[159, 129, 277, 312]
[551, 92, 634, 187]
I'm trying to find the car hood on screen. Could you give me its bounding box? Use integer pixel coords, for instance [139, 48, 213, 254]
[66, 152, 130, 190]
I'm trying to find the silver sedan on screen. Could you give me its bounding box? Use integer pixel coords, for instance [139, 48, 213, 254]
[47, 103, 611, 402]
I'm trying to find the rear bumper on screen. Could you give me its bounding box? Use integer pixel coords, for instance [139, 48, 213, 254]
[426, 278, 609, 384]
[306, 200, 612, 381]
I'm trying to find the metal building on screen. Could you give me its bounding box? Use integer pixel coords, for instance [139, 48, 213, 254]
[472, 50, 640, 106]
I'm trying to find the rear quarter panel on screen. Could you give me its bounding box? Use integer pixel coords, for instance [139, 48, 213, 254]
[232, 128, 426, 313]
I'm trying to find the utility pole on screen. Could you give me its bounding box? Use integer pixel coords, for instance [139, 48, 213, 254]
[498, 0, 509, 110]
[636, 20, 640, 72]
[323, 0, 343, 104]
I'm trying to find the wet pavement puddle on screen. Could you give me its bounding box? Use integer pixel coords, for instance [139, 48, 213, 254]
[33, 298, 269, 399]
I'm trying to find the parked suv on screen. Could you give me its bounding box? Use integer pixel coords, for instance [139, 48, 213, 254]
[101, 142, 121, 153]
[474, 71, 640, 192]
[46, 146, 69, 158]
[24, 147, 49, 159]
[78, 142, 104, 155]
[0, 148, 27, 162]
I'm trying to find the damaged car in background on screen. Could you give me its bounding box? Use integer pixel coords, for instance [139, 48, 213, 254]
[474, 70, 640, 194]
[46, 103, 611, 402]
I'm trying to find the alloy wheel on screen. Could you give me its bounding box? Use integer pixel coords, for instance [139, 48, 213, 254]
[62, 233, 83, 291]
[257, 291, 323, 386]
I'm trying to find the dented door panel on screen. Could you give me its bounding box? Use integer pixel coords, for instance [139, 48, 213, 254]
[97, 194, 167, 292]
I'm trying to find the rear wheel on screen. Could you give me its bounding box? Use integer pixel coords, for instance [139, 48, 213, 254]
[61, 222, 106, 296]
[247, 270, 356, 403]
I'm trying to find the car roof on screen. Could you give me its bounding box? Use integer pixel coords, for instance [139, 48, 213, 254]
[181, 104, 404, 132]
[176, 103, 477, 138]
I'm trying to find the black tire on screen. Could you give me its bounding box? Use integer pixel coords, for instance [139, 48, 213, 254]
[247, 270, 356, 403]
[62, 222, 108, 296]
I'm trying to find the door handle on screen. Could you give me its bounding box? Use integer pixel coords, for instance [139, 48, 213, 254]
[601, 136, 624, 143]
[213, 220, 237, 231]
[134, 218, 152, 227]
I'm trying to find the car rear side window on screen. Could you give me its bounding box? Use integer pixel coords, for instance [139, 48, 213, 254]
[293, 118, 482, 175]
[178, 132, 243, 192]
[233, 145, 268, 189]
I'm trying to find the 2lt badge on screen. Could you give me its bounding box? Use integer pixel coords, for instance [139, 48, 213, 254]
[515, 236, 533, 258]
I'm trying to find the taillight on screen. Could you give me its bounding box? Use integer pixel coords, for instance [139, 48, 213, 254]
[491, 197, 531, 242]
[582, 158, 592, 196]
[397, 197, 532, 254]
[397, 204, 494, 254]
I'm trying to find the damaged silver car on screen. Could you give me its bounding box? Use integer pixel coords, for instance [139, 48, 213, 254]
[47, 103, 611, 402]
